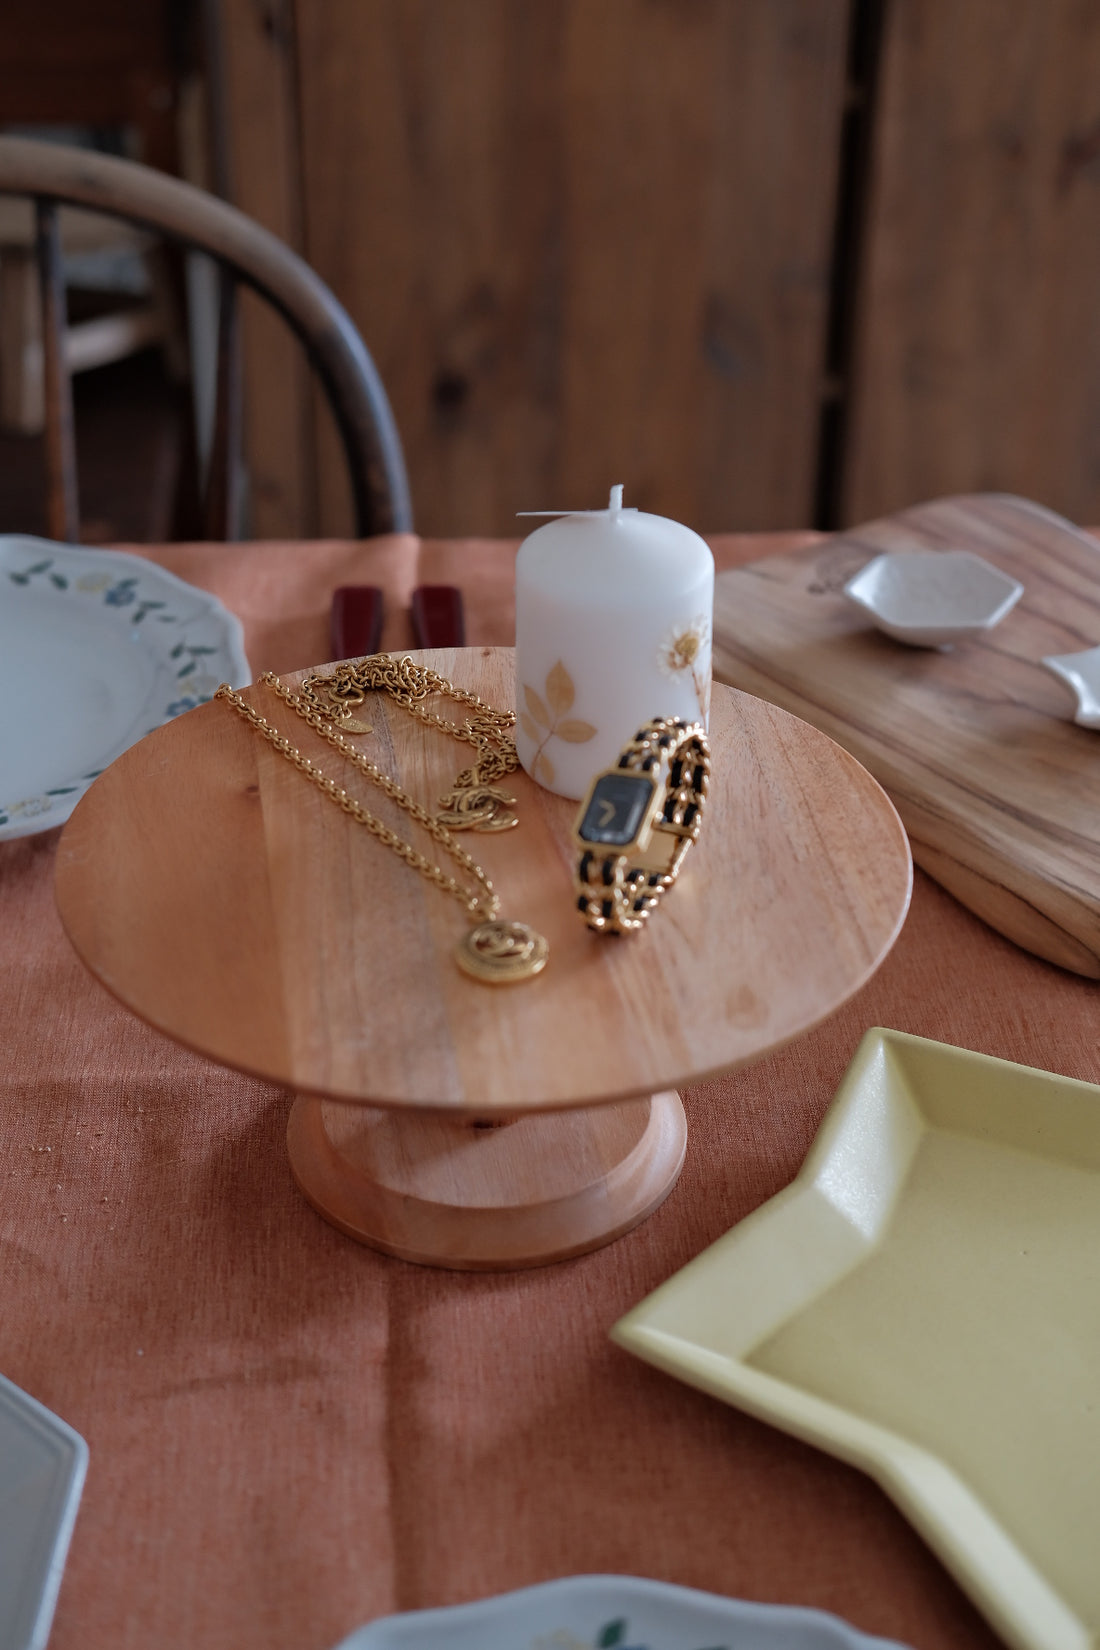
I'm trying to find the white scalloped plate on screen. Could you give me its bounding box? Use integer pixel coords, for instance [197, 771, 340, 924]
[0, 1373, 88, 1650]
[331, 1575, 909, 1650]
[0, 536, 249, 841]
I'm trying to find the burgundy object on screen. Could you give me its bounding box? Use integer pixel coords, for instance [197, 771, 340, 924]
[330, 585, 385, 660]
[411, 584, 466, 648]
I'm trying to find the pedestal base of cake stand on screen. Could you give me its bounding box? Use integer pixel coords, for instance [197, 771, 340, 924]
[285, 1090, 688, 1270]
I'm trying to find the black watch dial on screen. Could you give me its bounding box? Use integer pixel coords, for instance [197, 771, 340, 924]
[577, 772, 656, 847]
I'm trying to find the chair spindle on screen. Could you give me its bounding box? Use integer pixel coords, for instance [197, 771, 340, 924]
[35, 198, 79, 542]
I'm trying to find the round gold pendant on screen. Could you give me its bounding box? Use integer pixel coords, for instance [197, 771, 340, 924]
[455, 920, 549, 984]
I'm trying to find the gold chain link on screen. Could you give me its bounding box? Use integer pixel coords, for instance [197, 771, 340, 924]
[298, 655, 519, 788]
[215, 675, 499, 922]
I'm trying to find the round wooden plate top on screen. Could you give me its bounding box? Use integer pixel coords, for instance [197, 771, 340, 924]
[55, 648, 912, 1111]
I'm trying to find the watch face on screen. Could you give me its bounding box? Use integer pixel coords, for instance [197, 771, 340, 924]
[577, 772, 656, 847]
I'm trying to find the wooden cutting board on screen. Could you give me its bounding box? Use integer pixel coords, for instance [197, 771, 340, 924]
[713, 493, 1100, 978]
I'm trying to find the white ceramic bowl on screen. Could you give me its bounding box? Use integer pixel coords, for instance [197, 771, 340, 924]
[331, 1575, 910, 1650]
[843, 550, 1023, 647]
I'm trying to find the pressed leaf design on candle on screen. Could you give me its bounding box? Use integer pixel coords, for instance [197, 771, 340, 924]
[657, 615, 712, 720]
[520, 661, 596, 787]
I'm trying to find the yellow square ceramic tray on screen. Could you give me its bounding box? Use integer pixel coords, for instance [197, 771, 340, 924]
[612, 1028, 1100, 1650]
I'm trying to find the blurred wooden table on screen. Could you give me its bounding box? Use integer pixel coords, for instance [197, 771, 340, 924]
[2, 530, 1096, 1650]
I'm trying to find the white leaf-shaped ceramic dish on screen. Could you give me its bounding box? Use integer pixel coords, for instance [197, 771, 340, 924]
[0, 536, 249, 840]
[843, 549, 1023, 646]
[1041, 645, 1100, 728]
[331, 1575, 909, 1650]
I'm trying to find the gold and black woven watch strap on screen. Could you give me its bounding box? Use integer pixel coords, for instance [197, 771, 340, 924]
[575, 717, 709, 934]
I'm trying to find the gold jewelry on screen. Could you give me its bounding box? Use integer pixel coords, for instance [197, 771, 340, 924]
[296, 655, 520, 832]
[215, 676, 548, 984]
[572, 717, 710, 934]
[454, 921, 550, 984]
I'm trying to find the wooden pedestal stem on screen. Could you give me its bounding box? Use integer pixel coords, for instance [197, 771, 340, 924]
[286, 1090, 687, 1270]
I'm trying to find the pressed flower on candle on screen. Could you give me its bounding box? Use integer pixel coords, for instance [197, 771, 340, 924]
[657, 614, 712, 720]
[514, 486, 714, 799]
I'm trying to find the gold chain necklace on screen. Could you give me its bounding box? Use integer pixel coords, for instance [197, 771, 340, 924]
[215, 673, 548, 985]
[296, 655, 520, 832]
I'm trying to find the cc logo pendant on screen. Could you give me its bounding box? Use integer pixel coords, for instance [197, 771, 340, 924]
[435, 784, 519, 832]
[455, 920, 549, 984]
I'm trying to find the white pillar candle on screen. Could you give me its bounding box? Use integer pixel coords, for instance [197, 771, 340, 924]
[514, 486, 714, 799]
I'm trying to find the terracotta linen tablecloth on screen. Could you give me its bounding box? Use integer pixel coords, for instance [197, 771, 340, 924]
[3, 532, 1099, 1650]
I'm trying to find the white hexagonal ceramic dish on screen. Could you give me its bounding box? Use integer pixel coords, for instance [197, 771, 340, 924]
[843, 550, 1023, 647]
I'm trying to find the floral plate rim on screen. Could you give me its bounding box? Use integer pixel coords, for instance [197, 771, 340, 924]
[0, 535, 249, 841]
[330, 1573, 911, 1650]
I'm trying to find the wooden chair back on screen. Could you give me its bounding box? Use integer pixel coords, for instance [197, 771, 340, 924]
[0, 135, 411, 542]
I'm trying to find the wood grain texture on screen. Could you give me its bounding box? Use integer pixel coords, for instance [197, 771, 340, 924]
[712, 494, 1100, 977]
[292, 0, 848, 537]
[286, 1089, 688, 1268]
[54, 649, 911, 1110]
[844, 0, 1100, 526]
[0, 0, 181, 175]
[216, 0, 317, 539]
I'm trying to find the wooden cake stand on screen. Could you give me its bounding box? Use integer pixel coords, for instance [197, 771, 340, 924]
[55, 648, 912, 1269]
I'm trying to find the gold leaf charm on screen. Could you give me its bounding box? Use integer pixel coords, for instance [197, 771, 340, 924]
[436, 785, 519, 832]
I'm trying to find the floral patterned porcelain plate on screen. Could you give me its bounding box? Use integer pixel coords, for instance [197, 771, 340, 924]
[0, 537, 248, 841]
[330, 1576, 909, 1650]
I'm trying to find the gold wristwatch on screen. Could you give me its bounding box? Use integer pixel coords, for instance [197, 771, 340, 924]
[572, 716, 710, 933]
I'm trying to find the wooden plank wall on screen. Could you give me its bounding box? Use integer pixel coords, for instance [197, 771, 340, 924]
[216, 0, 1100, 540]
[217, 0, 316, 539]
[290, 0, 850, 538]
[843, 0, 1100, 528]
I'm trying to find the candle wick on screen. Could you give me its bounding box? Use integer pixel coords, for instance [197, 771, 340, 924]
[515, 487, 635, 519]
